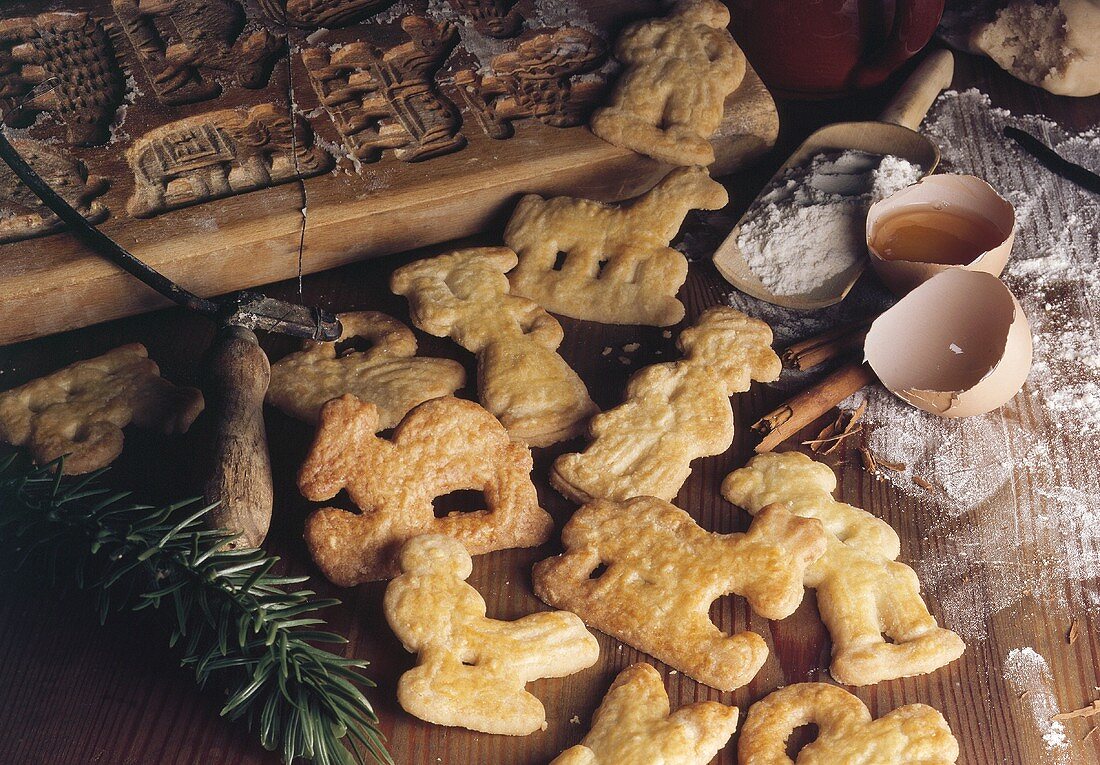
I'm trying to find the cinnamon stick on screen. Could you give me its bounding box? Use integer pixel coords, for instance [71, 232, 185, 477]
[753, 362, 877, 453]
[782, 318, 873, 371]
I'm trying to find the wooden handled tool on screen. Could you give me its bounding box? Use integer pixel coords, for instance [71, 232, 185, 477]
[0, 130, 340, 549]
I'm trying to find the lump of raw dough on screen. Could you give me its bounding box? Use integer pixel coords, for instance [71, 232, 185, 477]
[970, 0, 1100, 96]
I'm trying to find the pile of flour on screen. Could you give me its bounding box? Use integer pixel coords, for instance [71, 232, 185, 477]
[737, 150, 922, 296]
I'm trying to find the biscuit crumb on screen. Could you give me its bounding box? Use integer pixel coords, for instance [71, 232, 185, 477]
[623, 342, 640, 353]
[602, 347, 613, 356]
[570, 715, 581, 724]
[669, 670, 677, 675]
[618, 356, 631, 365]
[662, 330, 673, 338]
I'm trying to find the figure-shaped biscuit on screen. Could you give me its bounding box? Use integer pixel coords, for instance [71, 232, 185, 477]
[551, 663, 739, 765]
[391, 247, 597, 446]
[590, 0, 746, 166]
[267, 311, 465, 426]
[384, 535, 600, 735]
[722, 452, 965, 685]
[504, 166, 728, 326]
[0, 344, 204, 474]
[738, 683, 959, 764]
[298, 395, 552, 584]
[533, 496, 826, 691]
[552, 307, 780, 504]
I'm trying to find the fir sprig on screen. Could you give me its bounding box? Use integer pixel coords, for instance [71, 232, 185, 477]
[0, 454, 392, 765]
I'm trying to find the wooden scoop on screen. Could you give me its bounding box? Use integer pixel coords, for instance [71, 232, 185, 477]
[713, 49, 954, 310]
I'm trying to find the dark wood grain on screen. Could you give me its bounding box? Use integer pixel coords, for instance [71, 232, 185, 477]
[1, 38, 1098, 765]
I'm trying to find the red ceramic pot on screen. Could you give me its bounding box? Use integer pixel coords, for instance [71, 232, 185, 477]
[728, 0, 945, 97]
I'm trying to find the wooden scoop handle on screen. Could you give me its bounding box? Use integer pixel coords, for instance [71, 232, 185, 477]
[878, 49, 954, 130]
[201, 326, 273, 549]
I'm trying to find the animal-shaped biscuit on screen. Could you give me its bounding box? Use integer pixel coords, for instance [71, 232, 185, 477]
[384, 534, 600, 735]
[298, 395, 553, 585]
[390, 247, 597, 446]
[0, 344, 204, 474]
[551, 663, 739, 765]
[267, 311, 465, 426]
[590, 0, 746, 166]
[533, 496, 826, 691]
[504, 166, 728, 326]
[722, 452, 965, 685]
[552, 307, 781, 504]
[738, 683, 959, 764]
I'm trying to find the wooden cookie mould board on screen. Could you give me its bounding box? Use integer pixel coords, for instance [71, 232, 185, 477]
[0, 0, 778, 346]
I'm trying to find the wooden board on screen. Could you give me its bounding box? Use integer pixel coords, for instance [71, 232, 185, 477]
[1, 52, 1099, 765]
[0, 0, 777, 346]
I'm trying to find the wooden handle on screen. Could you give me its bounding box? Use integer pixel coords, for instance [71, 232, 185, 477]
[878, 49, 954, 130]
[201, 326, 273, 549]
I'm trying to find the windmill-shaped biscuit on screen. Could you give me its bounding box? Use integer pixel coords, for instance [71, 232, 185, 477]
[267, 311, 465, 426]
[738, 683, 959, 764]
[504, 166, 728, 326]
[533, 496, 826, 691]
[552, 307, 780, 504]
[0, 344, 204, 474]
[384, 535, 600, 735]
[391, 247, 597, 446]
[722, 452, 965, 685]
[298, 395, 552, 585]
[590, 0, 746, 166]
[551, 663, 739, 765]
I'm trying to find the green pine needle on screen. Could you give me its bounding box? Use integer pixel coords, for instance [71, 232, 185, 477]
[0, 453, 393, 765]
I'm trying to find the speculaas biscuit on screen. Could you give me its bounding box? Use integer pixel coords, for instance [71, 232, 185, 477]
[0, 343, 204, 474]
[298, 394, 552, 585]
[550, 663, 739, 765]
[533, 495, 826, 691]
[266, 310, 465, 426]
[722, 452, 965, 686]
[390, 247, 597, 446]
[738, 683, 959, 764]
[384, 534, 600, 735]
[590, 0, 746, 166]
[504, 166, 728, 326]
[551, 307, 781, 504]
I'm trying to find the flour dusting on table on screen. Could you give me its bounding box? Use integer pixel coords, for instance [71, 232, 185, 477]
[707, 88, 1100, 644]
[1003, 647, 1070, 761]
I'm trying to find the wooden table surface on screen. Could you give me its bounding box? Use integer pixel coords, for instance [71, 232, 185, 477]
[1, 49, 1098, 765]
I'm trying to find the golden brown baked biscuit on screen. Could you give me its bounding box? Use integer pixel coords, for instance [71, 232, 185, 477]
[298, 395, 552, 585]
[533, 496, 826, 691]
[738, 683, 959, 764]
[384, 534, 600, 735]
[266, 311, 465, 426]
[390, 247, 597, 446]
[590, 0, 746, 166]
[0, 343, 204, 474]
[722, 452, 965, 685]
[551, 663, 739, 765]
[552, 307, 780, 504]
[504, 167, 728, 326]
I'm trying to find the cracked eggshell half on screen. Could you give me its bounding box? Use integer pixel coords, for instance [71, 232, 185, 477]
[865, 269, 1032, 418]
[867, 174, 1016, 296]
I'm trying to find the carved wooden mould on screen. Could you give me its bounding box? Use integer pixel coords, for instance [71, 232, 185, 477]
[0, 139, 108, 243]
[0, 12, 125, 147]
[454, 28, 607, 140]
[446, 0, 522, 38]
[302, 15, 465, 163]
[126, 104, 333, 218]
[111, 0, 282, 105]
[258, 0, 392, 28]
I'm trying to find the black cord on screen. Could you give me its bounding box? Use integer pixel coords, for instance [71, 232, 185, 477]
[1003, 126, 1100, 196]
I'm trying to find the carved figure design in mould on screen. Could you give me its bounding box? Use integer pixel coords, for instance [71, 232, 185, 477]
[126, 104, 333, 218]
[258, 0, 392, 29]
[454, 28, 607, 140]
[302, 15, 466, 163]
[446, 0, 522, 38]
[0, 139, 108, 243]
[111, 0, 283, 105]
[0, 12, 126, 147]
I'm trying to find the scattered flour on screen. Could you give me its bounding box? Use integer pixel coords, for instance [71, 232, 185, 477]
[737, 151, 921, 296]
[1003, 647, 1070, 762]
